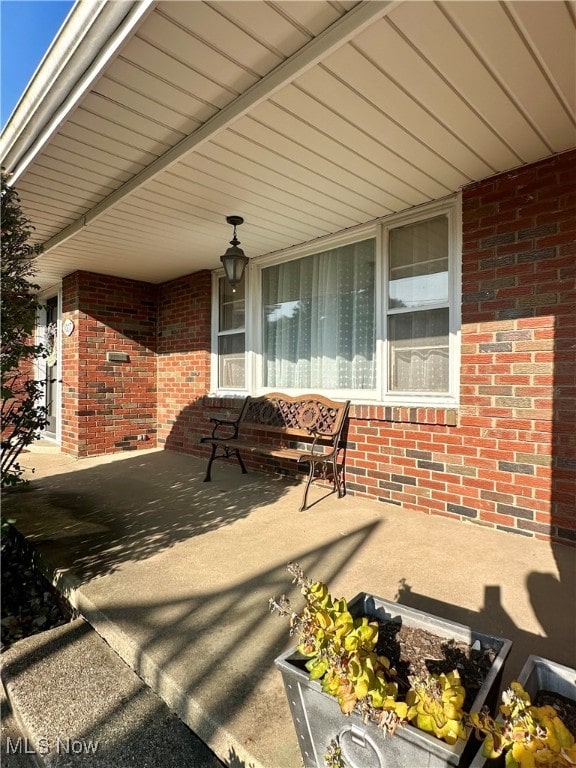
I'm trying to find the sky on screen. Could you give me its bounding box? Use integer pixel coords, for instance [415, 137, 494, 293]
[1, 0, 74, 129]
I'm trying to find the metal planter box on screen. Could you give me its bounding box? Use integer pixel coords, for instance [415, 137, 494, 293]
[469, 655, 576, 768]
[275, 593, 512, 768]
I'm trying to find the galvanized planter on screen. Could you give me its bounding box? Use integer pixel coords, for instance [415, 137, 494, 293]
[469, 655, 576, 768]
[275, 593, 512, 768]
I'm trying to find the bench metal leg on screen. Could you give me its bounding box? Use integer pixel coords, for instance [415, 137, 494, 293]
[234, 449, 248, 475]
[333, 453, 345, 498]
[299, 460, 316, 512]
[203, 443, 218, 482]
[299, 455, 346, 511]
[203, 443, 248, 482]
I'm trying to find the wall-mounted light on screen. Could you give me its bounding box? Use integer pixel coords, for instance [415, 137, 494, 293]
[220, 215, 248, 291]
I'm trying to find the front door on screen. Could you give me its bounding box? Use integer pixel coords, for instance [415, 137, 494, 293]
[37, 295, 60, 440]
[44, 296, 58, 437]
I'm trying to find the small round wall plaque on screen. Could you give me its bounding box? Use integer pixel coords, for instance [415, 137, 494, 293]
[62, 319, 75, 336]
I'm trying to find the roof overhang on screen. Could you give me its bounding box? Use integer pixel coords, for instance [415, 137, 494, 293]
[2, 0, 575, 291]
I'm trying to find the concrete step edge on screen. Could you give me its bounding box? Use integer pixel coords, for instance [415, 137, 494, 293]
[6, 547, 261, 768]
[1, 676, 43, 768]
[1, 618, 226, 768]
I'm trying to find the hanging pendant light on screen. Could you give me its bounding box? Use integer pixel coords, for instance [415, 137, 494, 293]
[220, 215, 248, 291]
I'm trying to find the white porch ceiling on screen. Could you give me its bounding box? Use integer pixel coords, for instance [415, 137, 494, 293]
[4, 0, 576, 291]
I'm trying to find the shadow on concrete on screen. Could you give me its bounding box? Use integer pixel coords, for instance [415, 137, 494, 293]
[5, 518, 573, 768]
[79, 525, 380, 763]
[3, 445, 574, 766]
[395, 540, 575, 682]
[2, 521, 381, 768]
[1, 449, 296, 585]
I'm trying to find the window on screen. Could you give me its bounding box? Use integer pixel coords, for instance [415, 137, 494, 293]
[262, 239, 375, 390]
[212, 197, 460, 405]
[387, 216, 450, 393]
[217, 276, 245, 389]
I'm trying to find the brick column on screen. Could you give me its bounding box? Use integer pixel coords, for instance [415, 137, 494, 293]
[61, 271, 157, 456]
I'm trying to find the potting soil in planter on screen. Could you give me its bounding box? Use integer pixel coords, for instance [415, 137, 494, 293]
[376, 621, 497, 713]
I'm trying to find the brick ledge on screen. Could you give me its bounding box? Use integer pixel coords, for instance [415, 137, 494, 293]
[200, 397, 458, 427]
[351, 404, 458, 426]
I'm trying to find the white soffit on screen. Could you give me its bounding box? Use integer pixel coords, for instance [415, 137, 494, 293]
[3, 0, 575, 290]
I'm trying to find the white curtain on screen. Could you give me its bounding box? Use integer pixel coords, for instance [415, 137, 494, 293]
[263, 239, 375, 390]
[388, 309, 449, 392]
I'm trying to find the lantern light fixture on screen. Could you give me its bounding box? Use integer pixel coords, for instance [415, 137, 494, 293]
[220, 215, 248, 291]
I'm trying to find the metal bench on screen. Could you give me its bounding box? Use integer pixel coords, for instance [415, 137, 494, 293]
[200, 393, 350, 511]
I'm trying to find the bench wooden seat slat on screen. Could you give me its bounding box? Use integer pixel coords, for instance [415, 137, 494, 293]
[200, 393, 350, 511]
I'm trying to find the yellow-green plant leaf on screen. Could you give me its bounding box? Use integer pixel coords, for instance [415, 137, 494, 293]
[315, 610, 333, 630]
[482, 735, 503, 759]
[504, 748, 520, 768]
[334, 612, 354, 637]
[371, 689, 384, 708]
[354, 675, 369, 699]
[394, 701, 408, 720]
[356, 623, 377, 647]
[552, 715, 575, 749]
[344, 634, 359, 652]
[296, 641, 315, 657]
[511, 742, 536, 768]
[416, 713, 435, 734]
[443, 703, 459, 721]
[348, 657, 362, 679]
[406, 689, 418, 706]
[306, 658, 328, 680]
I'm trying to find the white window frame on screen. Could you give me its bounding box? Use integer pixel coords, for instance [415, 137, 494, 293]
[380, 197, 461, 407]
[210, 268, 251, 396]
[210, 195, 461, 407]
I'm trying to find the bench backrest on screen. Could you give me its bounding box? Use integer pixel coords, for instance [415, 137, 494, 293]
[238, 393, 350, 443]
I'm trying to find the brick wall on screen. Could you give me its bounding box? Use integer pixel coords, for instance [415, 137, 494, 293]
[457, 151, 575, 542]
[156, 271, 212, 451]
[61, 271, 157, 456]
[338, 150, 575, 545]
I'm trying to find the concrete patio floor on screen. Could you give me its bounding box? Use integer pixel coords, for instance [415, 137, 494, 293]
[3, 444, 575, 768]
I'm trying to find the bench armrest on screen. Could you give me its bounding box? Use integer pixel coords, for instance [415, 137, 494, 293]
[201, 416, 240, 441]
[297, 430, 338, 459]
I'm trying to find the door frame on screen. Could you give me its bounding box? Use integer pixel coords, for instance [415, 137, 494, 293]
[35, 287, 62, 443]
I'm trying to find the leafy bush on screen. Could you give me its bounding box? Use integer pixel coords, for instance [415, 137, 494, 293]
[1, 171, 47, 489]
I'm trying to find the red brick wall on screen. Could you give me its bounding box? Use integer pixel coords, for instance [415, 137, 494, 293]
[61, 271, 157, 456]
[156, 271, 212, 451]
[338, 150, 575, 545]
[456, 150, 575, 543]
